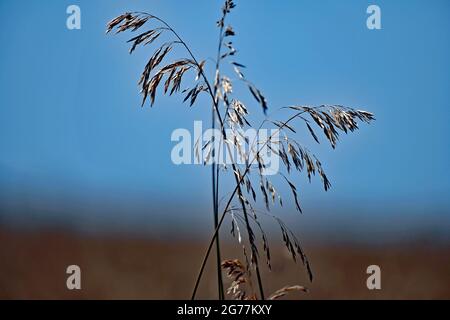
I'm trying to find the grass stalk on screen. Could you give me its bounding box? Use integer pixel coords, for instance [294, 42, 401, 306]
[107, 1, 374, 300]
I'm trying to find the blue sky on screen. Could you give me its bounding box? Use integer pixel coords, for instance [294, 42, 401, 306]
[0, 1, 449, 237]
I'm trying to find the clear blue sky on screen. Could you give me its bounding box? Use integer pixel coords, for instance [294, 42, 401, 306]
[1, 1, 449, 237]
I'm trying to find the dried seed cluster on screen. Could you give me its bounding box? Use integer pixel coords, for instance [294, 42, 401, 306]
[107, 0, 374, 300]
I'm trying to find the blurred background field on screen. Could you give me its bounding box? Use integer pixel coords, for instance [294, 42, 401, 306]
[1, 227, 448, 300]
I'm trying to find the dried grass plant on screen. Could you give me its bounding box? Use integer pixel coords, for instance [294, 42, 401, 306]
[107, 0, 374, 300]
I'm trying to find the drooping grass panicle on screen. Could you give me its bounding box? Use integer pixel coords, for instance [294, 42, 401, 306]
[107, 0, 374, 301]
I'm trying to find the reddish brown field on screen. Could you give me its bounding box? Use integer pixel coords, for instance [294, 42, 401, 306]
[0, 229, 449, 299]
